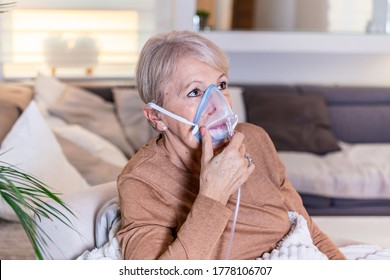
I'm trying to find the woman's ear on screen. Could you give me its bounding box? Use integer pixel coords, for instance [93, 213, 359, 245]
[143, 106, 168, 132]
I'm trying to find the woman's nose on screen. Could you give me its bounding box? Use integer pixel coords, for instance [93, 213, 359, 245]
[207, 106, 217, 116]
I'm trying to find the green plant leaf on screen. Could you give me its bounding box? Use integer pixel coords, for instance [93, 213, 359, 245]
[0, 162, 78, 259]
[196, 9, 210, 18]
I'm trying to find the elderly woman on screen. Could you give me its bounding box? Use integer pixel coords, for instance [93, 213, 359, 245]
[116, 30, 346, 260]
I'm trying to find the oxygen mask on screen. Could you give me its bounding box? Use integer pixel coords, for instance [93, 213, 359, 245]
[147, 84, 238, 145]
[192, 84, 237, 142]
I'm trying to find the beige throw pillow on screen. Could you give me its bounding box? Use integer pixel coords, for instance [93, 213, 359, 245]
[113, 87, 157, 152]
[55, 133, 123, 186]
[0, 103, 21, 145]
[49, 86, 135, 158]
[0, 84, 34, 110]
[0, 84, 34, 145]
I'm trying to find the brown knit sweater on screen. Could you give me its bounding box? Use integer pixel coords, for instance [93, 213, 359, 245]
[117, 123, 346, 260]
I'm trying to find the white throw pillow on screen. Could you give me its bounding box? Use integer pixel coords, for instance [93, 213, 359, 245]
[0, 101, 89, 222]
[33, 73, 67, 115]
[229, 86, 246, 123]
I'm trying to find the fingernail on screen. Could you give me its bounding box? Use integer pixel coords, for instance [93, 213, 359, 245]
[200, 126, 206, 137]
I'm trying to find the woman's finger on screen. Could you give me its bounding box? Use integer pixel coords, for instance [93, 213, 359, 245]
[200, 126, 213, 165]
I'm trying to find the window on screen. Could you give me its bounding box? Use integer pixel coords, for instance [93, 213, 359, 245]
[0, 0, 174, 79]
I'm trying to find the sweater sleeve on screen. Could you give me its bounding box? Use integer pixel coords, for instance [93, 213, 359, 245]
[117, 176, 232, 260]
[160, 194, 232, 259]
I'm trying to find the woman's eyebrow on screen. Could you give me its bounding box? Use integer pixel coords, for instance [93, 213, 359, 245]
[218, 73, 227, 80]
[180, 80, 202, 93]
[179, 73, 227, 93]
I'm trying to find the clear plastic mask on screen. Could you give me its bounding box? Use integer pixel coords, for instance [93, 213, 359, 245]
[192, 84, 238, 142]
[147, 84, 238, 144]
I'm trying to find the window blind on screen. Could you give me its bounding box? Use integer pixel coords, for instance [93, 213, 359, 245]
[0, 0, 174, 79]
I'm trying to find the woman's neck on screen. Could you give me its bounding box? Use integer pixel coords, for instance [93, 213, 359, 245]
[159, 135, 202, 175]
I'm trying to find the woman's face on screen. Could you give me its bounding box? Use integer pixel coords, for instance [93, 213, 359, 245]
[160, 57, 232, 151]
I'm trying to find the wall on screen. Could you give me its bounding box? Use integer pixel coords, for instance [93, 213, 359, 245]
[200, 31, 390, 87]
[227, 52, 390, 86]
[186, 0, 390, 87]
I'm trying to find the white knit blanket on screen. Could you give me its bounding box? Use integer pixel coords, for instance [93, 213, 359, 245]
[77, 198, 123, 260]
[77, 200, 390, 260]
[258, 212, 328, 260]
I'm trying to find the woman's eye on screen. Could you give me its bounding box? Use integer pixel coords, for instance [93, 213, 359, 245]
[187, 88, 202, 97]
[218, 81, 227, 90]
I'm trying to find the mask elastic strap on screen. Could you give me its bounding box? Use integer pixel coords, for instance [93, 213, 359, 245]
[147, 102, 199, 135]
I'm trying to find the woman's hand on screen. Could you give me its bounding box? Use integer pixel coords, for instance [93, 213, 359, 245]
[199, 127, 255, 205]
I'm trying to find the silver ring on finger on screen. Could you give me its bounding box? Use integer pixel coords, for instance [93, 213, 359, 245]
[244, 154, 253, 167]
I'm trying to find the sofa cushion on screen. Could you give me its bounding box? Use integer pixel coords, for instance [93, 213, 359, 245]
[299, 85, 390, 105]
[49, 86, 135, 158]
[328, 105, 390, 143]
[300, 85, 390, 143]
[229, 86, 247, 123]
[35, 181, 118, 260]
[0, 84, 34, 143]
[34, 73, 67, 115]
[0, 101, 89, 222]
[0, 103, 21, 145]
[113, 87, 157, 152]
[51, 123, 128, 167]
[55, 133, 123, 186]
[244, 92, 341, 155]
[0, 84, 34, 109]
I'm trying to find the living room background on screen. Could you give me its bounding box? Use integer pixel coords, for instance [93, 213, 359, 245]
[0, 0, 175, 80]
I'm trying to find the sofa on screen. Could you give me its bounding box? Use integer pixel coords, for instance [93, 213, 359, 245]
[236, 84, 390, 215]
[1, 75, 390, 259]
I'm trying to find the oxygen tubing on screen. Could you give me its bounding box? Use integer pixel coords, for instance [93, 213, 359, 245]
[224, 118, 240, 260]
[225, 185, 241, 260]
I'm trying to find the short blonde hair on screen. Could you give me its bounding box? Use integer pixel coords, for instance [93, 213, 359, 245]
[136, 30, 229, 106]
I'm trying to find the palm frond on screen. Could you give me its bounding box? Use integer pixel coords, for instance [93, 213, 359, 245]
[0, 162, 78, 260]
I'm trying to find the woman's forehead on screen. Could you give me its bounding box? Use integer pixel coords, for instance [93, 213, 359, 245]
[176, 57, 224, 83]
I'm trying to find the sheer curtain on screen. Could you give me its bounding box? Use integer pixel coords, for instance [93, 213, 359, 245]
[0, 0, 175, 80]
